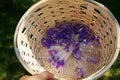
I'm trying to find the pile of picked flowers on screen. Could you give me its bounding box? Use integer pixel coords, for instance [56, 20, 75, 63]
[41, 22, 100, 78]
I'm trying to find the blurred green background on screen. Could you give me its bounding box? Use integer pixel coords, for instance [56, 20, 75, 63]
[0, 0, 120, 80]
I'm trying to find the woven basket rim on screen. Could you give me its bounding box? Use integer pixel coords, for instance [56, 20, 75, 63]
[14, 0, 120, 80]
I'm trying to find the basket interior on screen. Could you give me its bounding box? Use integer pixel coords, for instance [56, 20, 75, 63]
[14, 0, 118, 80]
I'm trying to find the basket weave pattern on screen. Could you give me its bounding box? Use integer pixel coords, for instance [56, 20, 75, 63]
[14, 0, 120, 80]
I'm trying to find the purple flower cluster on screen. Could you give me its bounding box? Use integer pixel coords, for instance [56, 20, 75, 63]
[41, 22, 100, 69]
[48, 49, 65, 69]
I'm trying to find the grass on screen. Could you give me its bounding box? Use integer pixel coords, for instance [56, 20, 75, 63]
[0, 0, 120, 80]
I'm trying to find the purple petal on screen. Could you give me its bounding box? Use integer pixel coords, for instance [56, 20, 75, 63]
[48, 49, 58, 56]
[76, 67, 84, 78]
[55, 60, 65, 69]
[93, 41, 100, 47]
[55, 64, 60, 69]
[64, 43, 71, 52]
[51, 60, 57, 66]
[47, 28, 56, 37]
[41, 37, 56, 48]
[57, 60, 65, 66]
[87, 58, 99, 64]
[72, 48, 81, 60]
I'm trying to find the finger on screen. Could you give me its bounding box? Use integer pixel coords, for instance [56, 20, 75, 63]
[34, 71, 54, 80]
[20, 75, 30, 80]
[20, 71, 54, 80]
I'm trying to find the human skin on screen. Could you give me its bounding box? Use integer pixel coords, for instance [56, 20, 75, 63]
[20, 71, 54, 80]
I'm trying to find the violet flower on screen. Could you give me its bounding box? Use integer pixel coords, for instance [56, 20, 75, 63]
[48, 49, 57, 56]
[47, 28, 55, 36]
[76, 67, 84, 78]
[64, 43, 70, 52]
[41, 22, 100, 69]
[56, 59, 65, 69]
[72, 52, 81, 60]
[72, 47, 81, 60]
[41, 37, 56, 48]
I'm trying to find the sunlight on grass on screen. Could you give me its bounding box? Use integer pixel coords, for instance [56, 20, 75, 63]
[116, 69, 120, 76]
[0, 73, 7, 80]
[104, 70, 111, 77]
[6, 45, 13, 49]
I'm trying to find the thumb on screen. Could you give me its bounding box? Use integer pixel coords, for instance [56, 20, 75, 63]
[20, 71, 54, 80]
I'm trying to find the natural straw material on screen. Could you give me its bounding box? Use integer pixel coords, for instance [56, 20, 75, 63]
[14, 0, 120, 80]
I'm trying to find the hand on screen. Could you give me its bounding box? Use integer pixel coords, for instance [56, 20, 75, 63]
[20, 71, 54, 80]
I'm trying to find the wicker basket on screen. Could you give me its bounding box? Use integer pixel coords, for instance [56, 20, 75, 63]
[14, 0, 120, 80]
